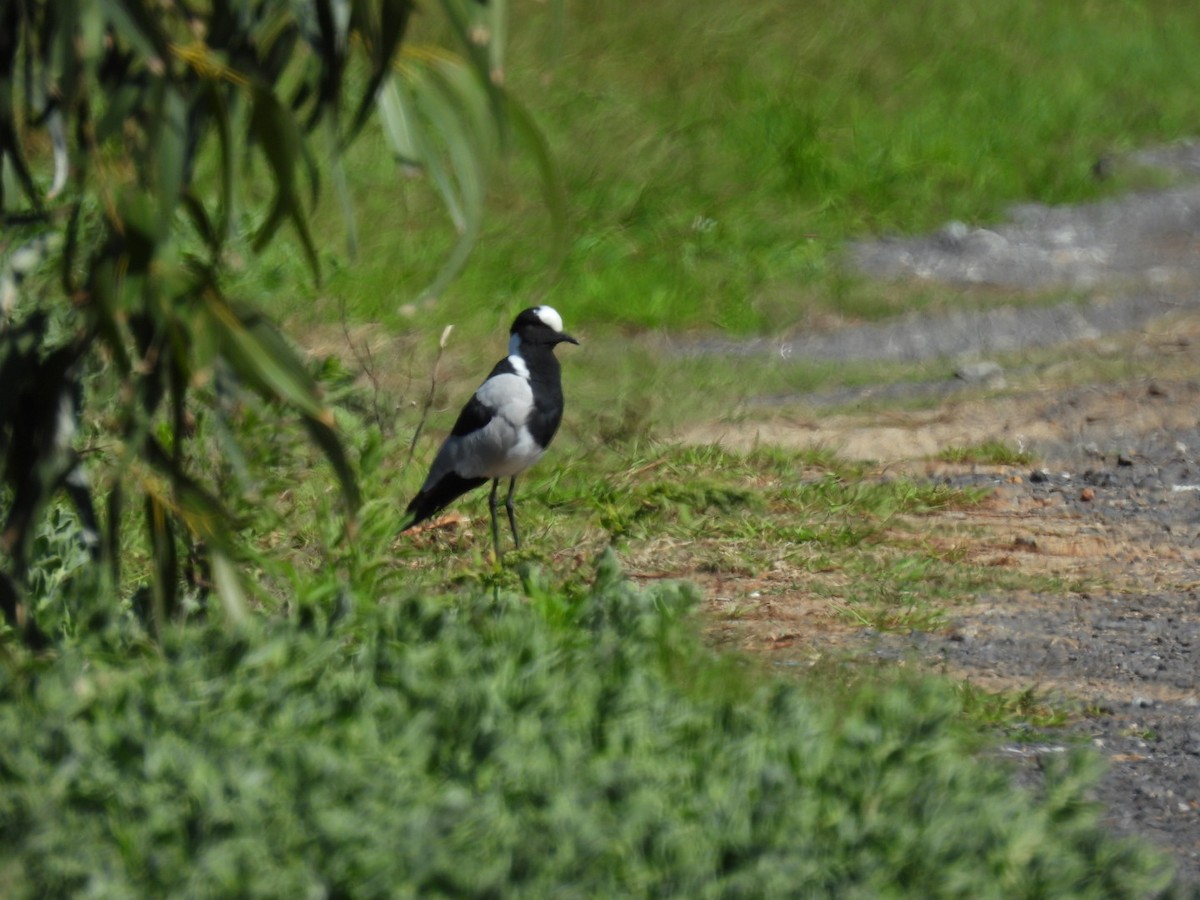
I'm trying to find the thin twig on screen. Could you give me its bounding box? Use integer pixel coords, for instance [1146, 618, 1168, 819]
[337, 297, 389, 435]
[406, 324, 454, 472]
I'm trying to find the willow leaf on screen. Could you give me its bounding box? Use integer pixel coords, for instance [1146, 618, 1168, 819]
[205, 297, 330, 424]
[345, 0, 414, 143]
[144, 492, 178, 631]
[249, 85, 320, 277]
[155, 86, 188, 232]
[505, 94, 568, 274]
[411, 60, 493, 297]
[96, 0, 172, 70]
[303, 414, 362, 514]
[211, 550, 248, 625]
[380, 73, 465, 231]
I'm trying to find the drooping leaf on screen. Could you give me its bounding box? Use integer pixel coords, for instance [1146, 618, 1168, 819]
[96, 0, 173, 71]
[154, 84, 189, 232]
[141, 435, 241, 558]
[309, 0, 351, 128]
[379, 69, 467, 231]
[201, 79, 236, 246]
[409, 57, 493, 297]
[303, 413, 362, 515]
[210, 549, 248, 625]
[435, 0, 506, 135]
[0, 10, 42, 215]
[180, 190, 218, 251]
[144, 491, 179, 632]
[204, 296, 330, 423]
[505, 94, 569, 276]
[487, 0, 508, 85]
[249, 84, 321, 277]
[326, 114, 358, 258]
[375, 76, 422, 167]
[344, 0, 414, 144]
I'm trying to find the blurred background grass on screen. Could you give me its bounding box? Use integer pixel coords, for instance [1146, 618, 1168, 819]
[251, 0, 1200, 337]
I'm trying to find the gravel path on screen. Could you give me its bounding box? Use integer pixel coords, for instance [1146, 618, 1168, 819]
[858, 147, 1200, 889]
[690, 141, 1200, 888]
[915, 428, 1200, 886]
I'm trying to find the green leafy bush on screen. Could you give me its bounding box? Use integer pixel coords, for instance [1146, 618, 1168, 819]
[0, 554, 1177, 897]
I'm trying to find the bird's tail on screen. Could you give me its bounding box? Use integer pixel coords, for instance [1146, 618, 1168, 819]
[402, 473, 488, 531]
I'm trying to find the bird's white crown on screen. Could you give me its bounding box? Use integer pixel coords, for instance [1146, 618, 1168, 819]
[534, 305, 565, 333]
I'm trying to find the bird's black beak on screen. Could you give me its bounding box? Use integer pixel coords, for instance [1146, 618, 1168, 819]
[557, 332, 580, 346]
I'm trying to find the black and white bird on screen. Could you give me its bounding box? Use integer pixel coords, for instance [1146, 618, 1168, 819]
[403, 306, 578, 557]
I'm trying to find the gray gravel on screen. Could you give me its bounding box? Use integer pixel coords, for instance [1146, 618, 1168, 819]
[680, 139, 1200, 368]
[707, 141, 1200, 889]
[683, 291, 1189, 365]
[917, 430, 1200, 888]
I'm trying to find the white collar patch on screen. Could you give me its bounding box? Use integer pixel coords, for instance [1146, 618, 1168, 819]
[534, 305, 564, 334]
[507, 354, 530, 379]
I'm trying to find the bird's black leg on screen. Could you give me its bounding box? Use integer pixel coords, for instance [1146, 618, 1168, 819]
[505, 477, 520, 549]
[488, 478, 502, 559]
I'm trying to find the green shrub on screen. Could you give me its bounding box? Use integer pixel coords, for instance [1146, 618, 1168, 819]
[0, 553, 1177, 897]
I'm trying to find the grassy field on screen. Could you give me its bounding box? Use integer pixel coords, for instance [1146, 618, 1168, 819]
[6, 0, 1200, 893]
[254, 0, 1200, 336]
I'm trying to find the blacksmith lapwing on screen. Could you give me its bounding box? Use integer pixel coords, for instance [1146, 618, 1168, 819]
[403, 306, 578, 557]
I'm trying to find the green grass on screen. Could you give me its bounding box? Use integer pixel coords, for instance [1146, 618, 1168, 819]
[246, 0, 1200, 337]
[937, 440, 1036, 466]
[957, 682, 1074, 736]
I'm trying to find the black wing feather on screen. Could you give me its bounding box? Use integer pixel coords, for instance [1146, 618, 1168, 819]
[450, 357, 518, 437]
[449, 393, 494, 437]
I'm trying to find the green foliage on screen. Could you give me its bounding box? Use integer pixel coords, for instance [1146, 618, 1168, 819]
[0, 555, 1177, 897]
[938, 441, 1036, 466]
[0, 0, 552, 642]
[957, 682, 1072, 736]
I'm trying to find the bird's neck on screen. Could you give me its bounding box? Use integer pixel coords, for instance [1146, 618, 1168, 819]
[511, 342, 560, 382]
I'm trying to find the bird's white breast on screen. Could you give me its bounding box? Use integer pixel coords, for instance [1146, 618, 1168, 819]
[475, 370, 532, 417]
[447, 371, 544, 479]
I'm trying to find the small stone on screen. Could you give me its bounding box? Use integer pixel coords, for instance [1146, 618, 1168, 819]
[1117, 454, 1134, 467]
[966, 229, 1009, 253]
[955, 360, 1004, 382]
[1080, 487, 1096, 502]
[936, 220, 969, 249]
[1029, 469, 1049, 483]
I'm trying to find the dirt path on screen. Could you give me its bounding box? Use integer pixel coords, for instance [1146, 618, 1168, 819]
[682, 144, 1200, 884]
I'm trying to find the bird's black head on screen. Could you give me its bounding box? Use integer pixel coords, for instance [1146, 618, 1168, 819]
[509, 306, 579, 351]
